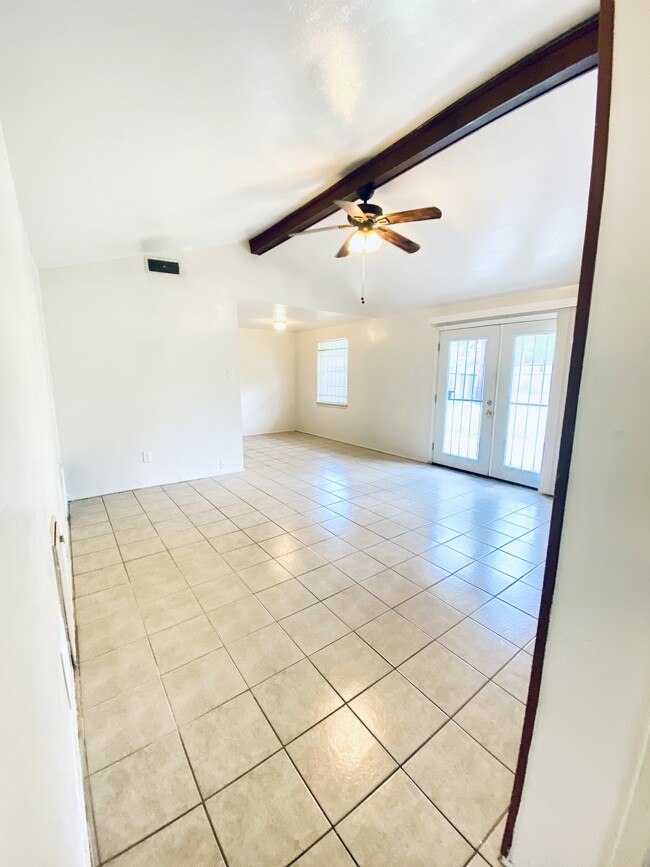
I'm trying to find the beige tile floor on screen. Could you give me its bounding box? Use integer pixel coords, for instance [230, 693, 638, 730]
[72, 432, 548, 866]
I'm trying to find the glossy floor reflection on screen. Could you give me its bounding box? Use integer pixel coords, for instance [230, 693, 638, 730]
[74, 432, 547, 866]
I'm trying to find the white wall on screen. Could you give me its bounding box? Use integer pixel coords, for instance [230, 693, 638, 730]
[239, 328, 296, 435]
[296, 286, 577, 464]
[41, 248, 245, 500]
[510, 1, 650, 864]
[612, 721, 650, 867]
[297, 311, 437, 462]
[0, 122, 89, 865]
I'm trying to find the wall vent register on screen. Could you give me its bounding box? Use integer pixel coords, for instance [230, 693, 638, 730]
[146, 257, 181, 275]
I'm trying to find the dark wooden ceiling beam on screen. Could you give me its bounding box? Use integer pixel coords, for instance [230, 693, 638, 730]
[249, 15, 599, 255]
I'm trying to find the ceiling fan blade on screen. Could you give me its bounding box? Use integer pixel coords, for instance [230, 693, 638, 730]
[289, 225, 349, 236]
[335, 231, 355, 258]
[381, 207, 442, 225]
[334, 199, 366, 221]
[375, 226, 420, 254]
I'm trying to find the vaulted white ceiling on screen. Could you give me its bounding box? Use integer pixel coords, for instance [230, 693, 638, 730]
[0, 0, 596, 272]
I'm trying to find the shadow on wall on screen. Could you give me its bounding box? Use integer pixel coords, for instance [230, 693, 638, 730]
[239, 328, 297, 436]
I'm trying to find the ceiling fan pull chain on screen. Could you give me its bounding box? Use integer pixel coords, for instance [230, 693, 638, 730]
[361, 249, 366, 304]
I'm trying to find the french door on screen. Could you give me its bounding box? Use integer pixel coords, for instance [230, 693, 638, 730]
[432, 319, 557, 487]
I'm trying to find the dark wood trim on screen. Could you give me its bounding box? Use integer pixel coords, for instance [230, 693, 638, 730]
[249, 16, 599, 255]
[501, 0, 614, 858]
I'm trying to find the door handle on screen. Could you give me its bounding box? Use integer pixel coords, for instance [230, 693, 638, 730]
[485, 409, 493, 417]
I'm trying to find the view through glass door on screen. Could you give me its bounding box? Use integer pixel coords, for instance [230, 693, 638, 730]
[433, 319, 557, 487]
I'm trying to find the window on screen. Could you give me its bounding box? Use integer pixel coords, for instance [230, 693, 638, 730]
[317, 338, 348, 406]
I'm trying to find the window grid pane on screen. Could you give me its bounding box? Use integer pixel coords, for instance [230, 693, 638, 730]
[317, 338, 348, 405]
[503, 332, 556, 473]
[442, 337, 487, 460]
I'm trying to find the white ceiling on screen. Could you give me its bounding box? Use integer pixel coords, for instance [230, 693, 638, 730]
[0, 0, 596, 270]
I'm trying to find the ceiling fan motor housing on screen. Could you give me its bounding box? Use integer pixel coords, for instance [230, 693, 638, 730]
[348, 201, 383, 225]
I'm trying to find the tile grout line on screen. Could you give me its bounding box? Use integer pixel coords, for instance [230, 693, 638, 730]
[85, 488, 358, 863]
[93, 496, 234, 867]
[79, 547, 531, 771]
[81, 496, 154, 864]
[180, 593, 526, 856]
[190, 625, 359, 866]
[74, 434, 547, 865]
[74, 484, 542, 593]
[124, 504, 238, 867]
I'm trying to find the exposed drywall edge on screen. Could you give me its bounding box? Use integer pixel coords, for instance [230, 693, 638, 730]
[610, 714, 650, 865]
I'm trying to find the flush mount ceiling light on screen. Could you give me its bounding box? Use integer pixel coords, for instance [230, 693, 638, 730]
[273, 303, 288, 331]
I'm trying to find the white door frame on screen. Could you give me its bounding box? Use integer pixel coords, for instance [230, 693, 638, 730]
[432, 313, 558, 487]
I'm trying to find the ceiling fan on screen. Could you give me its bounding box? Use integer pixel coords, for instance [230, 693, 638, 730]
[289, 183, 441, 258]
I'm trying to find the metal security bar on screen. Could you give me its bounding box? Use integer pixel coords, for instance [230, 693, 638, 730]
[442, 337, 487, 460]
[503, 332, 556, 472]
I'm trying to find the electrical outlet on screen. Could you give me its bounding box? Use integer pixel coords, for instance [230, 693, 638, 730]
[142, 451, 152, 463]
[220, 460, 226, 469]
[227, 368, 234, 380]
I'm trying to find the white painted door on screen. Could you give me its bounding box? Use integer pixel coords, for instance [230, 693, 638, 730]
[433, 319, 557, 487]
[432, 325, 500, 475]
[491, 320, 557, 486]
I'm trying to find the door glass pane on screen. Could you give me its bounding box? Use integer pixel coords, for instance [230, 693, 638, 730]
[503, 332, 556, 473]
[442, 338, 487, 460]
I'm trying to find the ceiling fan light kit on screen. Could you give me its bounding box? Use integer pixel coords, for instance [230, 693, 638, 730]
[348, 229, 381, 254]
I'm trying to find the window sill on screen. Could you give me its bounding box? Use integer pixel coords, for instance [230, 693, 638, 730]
[316, 402, 348, 408]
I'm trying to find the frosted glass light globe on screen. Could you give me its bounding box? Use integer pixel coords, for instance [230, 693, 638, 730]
[349, 230, 381, 253]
